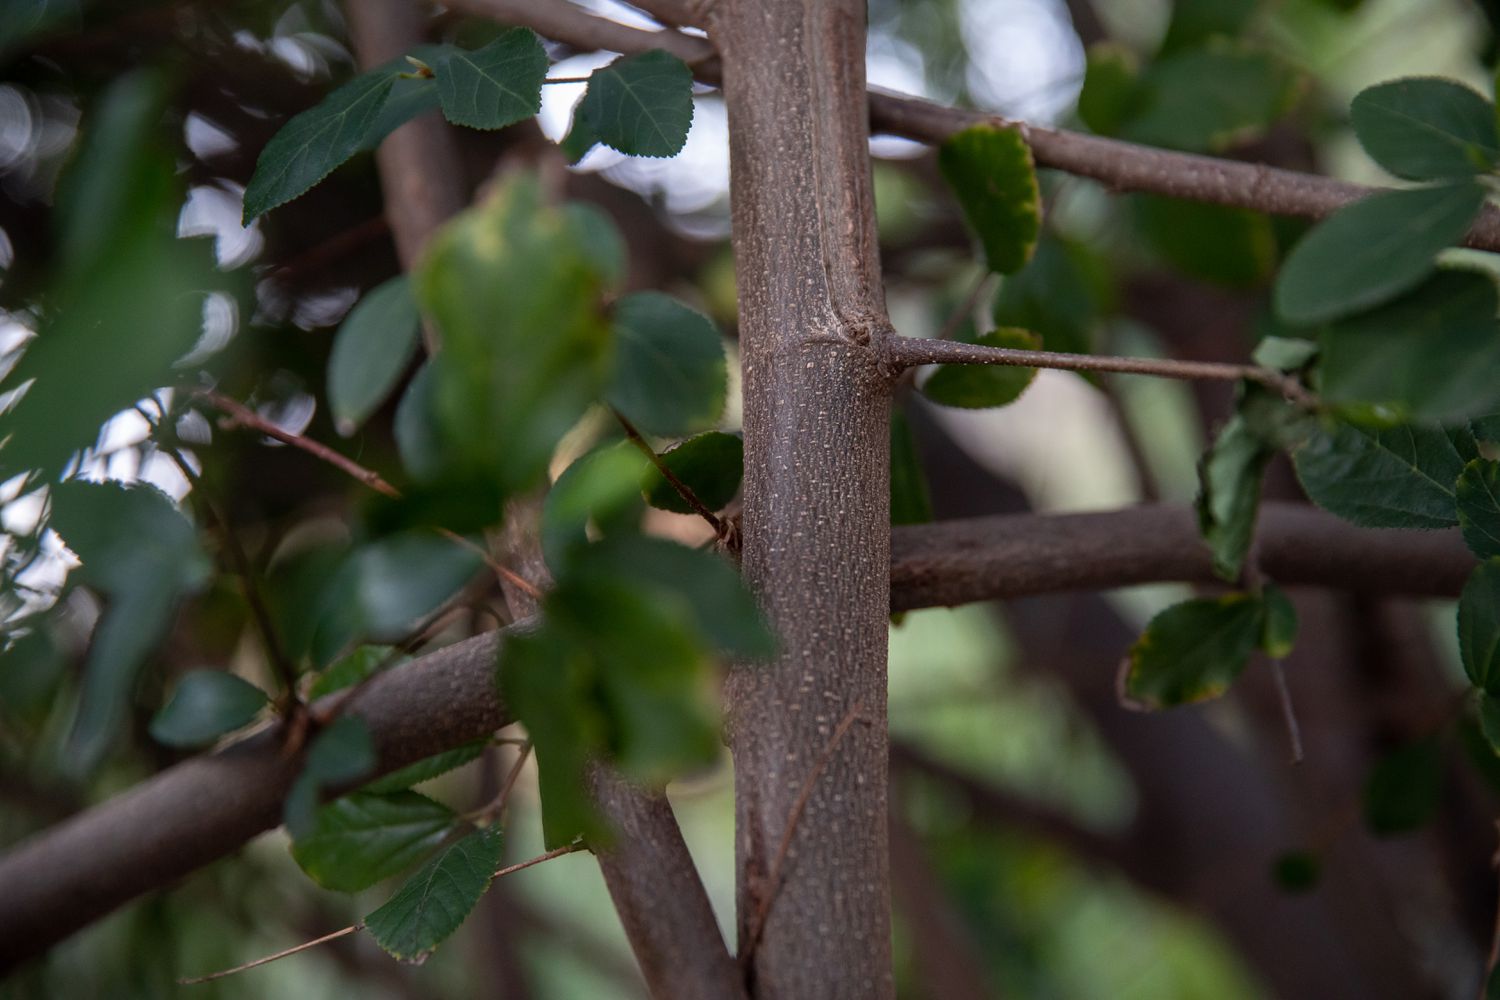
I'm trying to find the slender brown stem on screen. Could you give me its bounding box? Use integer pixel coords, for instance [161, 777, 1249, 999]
[611, 408, 725, 535]
[437, 529, 544, 601]
[543, 75, 592, 84]
[1269, 660, 1304, 764]
[178, 923, 363, 985]
[467, 741, 533, 825]
[195, 389, 401, 498]
[886, 335, 1317, 406]
[493, 843, 585, 879]
[738, 701, 868, 969]
[934, 272, 990, 343]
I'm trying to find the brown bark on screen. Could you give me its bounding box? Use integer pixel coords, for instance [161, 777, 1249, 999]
[712, 1, 895, 995]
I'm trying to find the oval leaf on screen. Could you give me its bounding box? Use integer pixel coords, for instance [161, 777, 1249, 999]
[578, 50, 694, 158]
[1126, 594, 1266, 709]
[149, 670, 268, 748]
[243, 68, 397, 222]
[1274, 180, 1484, 325]
[1459, 460, 1500, 559]
[1318, 269, 1500, 424]
[1292, 421, 1470, 529]
[433, 29, 548, 130]
[365, 826, 505, 961]
[292, 790, 457, 892]
[365, 741, 488, 795]
[1460, 560, 1500, 694]
[328, 275, 421, 436]
[642, 431, 744, 515]
[1351, 77, 1500, 181]
[608, 291, 727, 437]
[920, 327, 1039, 409]
[938, 124, 1041, 275]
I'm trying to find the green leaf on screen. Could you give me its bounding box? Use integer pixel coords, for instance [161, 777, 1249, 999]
[1274, 181, 1485, 325]
[1134, 196, 1276, 288]
[365, 825, 505, 961]
[149, 670, 268, 748]
[1459, 461, 1500, 559]
[357, 71, 440, 154]
[1160, 0, 1258, 52]
[327, 276, 421, 436]
[292, 790, 457, 892]
[920, 328, 1039, 409]
[364, 741, 488, 794]
[1123, 43, 1301, 153]
[1252, 336, 1318, 371]
[0, 625, 64, 723]
[938, 124, 1042, 275]
[1077, 42, 1143, 135]
[560, 113, 600, 163]
[1260, 584, 1298, 659]
[1351, 77, 1500, 181]
[642, 432, 743, 515]
[309, 645, 405, 700]
[1460, 560, 1500, 694]
[243, 68, 397, 222]
[608, 292, 727, 437]
[1362, 740, 1442, 835]
[352, 531, 483, 639]
[1, 74, 217, 482]
[571, 534, 776, 660]
[1318, 269, 1500, 424]
[564, 202, 628, 292]
[49, 482, 212, 771]
[890, 409, 933, 527]
[1125, 594, 1266, 709]
[992, 235, 1108, 358]
[1292, 421, 1469, 529]
[542, 444, 649, 571]
[1196, 414, 1272, 581]
[285, 716, 377, 839]
[433, 29, 548, 130]
[415, 178, 610, 495]
[578, 50, 694, 158]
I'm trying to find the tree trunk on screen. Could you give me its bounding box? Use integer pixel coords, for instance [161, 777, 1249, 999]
[711, 1, 895, 995]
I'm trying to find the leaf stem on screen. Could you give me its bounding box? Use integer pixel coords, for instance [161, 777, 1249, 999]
[178, 923, 363, 985]
[611, 408, 726, 535]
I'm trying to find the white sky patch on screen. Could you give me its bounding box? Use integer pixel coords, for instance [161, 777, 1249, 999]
[868, 32, 931, 159]
[179, 183, 263, 269]
[960, 0, 1084, 123]
[184, 112, 239, 160]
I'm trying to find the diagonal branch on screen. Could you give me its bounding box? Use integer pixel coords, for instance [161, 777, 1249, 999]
[459, 0, 1500, 252]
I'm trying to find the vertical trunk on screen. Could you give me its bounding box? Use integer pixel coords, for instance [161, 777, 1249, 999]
[711, 2, 894, 996]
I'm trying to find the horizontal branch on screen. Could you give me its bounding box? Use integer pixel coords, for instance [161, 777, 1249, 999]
[889, 502, 1475, 612]
[0, 503, 1475, 965]
[472, 0, 1500, 252]
[0, 628, 511, 970]
[886, 336, 1314, 404]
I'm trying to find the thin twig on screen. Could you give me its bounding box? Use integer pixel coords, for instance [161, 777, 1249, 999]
[194, 389, 401, 498]
[178, 923, 363, 985]
[886, 336, 1318, 407]
[467, 741, 534, 825]
[934, 272, 991, 344]
[1269, 660, 1304, 764]
[611, 408, 725, 535]
[493, 843, 585, 879]
[739, 701, 867, 969]
[438, 529, 544, 601]
[543, 75, 591, 84]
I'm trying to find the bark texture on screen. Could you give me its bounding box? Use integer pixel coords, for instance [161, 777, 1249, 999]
[711, 1, 895, 995]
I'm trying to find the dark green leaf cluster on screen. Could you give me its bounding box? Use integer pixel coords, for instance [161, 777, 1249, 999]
[242, 36, 695, 223]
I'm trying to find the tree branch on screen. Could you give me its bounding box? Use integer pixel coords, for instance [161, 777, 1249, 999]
[890, 501, 1475, 612]
[0, 503, 1474, 966]
[886, 336, 1314, 405]
[461, 0, 1500, 252]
